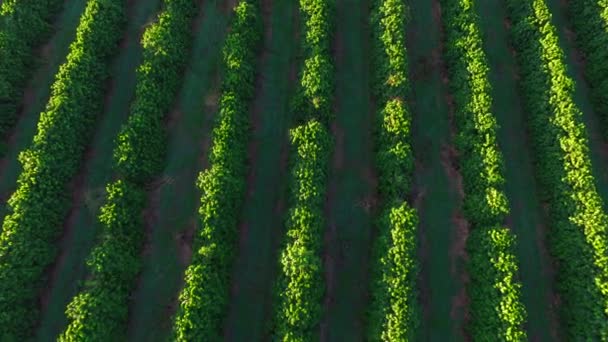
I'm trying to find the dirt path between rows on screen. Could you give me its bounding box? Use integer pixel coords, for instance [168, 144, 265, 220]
[233, 0, 272, 263]
[222, 0, 301, 339]
[432, 0, 470, 339]
[127, 0, 211, 332]
[319, 17, 344, 341]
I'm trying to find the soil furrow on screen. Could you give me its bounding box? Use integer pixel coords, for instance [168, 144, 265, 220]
[125, 1, 230, 340]
[222, 0, 299, 339]
[321, 0, 376, 340]
[409, 0, 466, 339]
[476, 0, 559, 340]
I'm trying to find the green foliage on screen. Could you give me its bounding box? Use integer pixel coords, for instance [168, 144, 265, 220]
[366, 0, 420, 341]
[59, 0, 198, 340]
[467, 226, 526, 341]
[291, 0, 334, 125]
[271, 0, 334, 340]
[59, 180, 145, 341]
[441, 0, 527, 340]
[568, 0, 608, 135]
[114, 0, 197, 183]
[171, 2, 261, 340]
[273, 120, 331, 342]
[0, 1, 125, 339]
[368, 203, 419, 342]
[507, 0, 608, 339]
[0, 0, 63, 142]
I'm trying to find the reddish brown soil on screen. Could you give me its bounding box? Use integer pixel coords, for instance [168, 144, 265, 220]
[320, 12, 345, 338]
[176, 219, 195, 266]
[535, 220, 560, 341]
[233, 0, 272, 256]
[320, 123, 343, 342]
[223, 0, 239, 14]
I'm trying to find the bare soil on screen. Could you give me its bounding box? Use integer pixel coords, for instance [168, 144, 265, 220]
[234, 0, 273, 257]
[320, 12, 346, 338]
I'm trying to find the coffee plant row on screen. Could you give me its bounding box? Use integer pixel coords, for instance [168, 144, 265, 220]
[366, 0, 420, 340]
[0, 0, 63, 144]
[442, 0, 528, 340]
[507, 0, 608, 339]
[271, 0, 334, 340]
[171, 1, 261, 340]
[568, 0, 608, 134]
[59, 0, 198, 339]
[0, 0, 126, 339]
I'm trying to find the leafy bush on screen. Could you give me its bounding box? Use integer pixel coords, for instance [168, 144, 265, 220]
[59, 0, 198, 340]
[271, 0, 334, 340]
[366, 0, 420, 340]
[273, 120, 331, 341]
[0, 0, 125, 339]
[171, 2, 261, 340]
[0, 0, 63, 142]
[507, 0, 608, 339]
[441, 0, 527, 340]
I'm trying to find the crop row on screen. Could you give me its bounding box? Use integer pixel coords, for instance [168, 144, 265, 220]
[171, 2, 261, 340]
[271, 0, 334, 340]
[441, 0, 527, 340]
[59, 0, 198, 339]
[507, 0, 608, 339]
[0, 0, 126, 339]
[0, 0, 63, 145]
[366, 0, 419, 340]
[568, 0, 608, 132]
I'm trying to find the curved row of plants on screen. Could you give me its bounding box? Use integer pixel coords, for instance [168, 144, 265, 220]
[441, 0, 528, 340]
[0, 0, 126, 339]
[0, 0, 64, 144]
[271, 0, 334, 340]
[365, 0, 420, 340]
[568, 0, 608, 131]
[59, 0, 198, 339]
[170, 2, 261, 340]
[506, 0, 608, 339]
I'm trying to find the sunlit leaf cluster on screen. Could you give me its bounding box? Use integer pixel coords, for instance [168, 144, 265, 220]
[442, 0, 527, 340]
[272, 0, 334, 340]
[366, 0, 420, 341]
[568, 0, 608, 135]
[507, 0, 608, 339]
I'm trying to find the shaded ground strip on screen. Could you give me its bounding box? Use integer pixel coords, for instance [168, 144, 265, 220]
[125, 1, 229, 341]
[408, 0, 466, 340]
[320, 0, 375, 340]
[222, 0, 299, 340]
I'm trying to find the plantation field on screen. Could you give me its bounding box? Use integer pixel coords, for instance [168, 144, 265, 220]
[1, 0, 608, 340]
